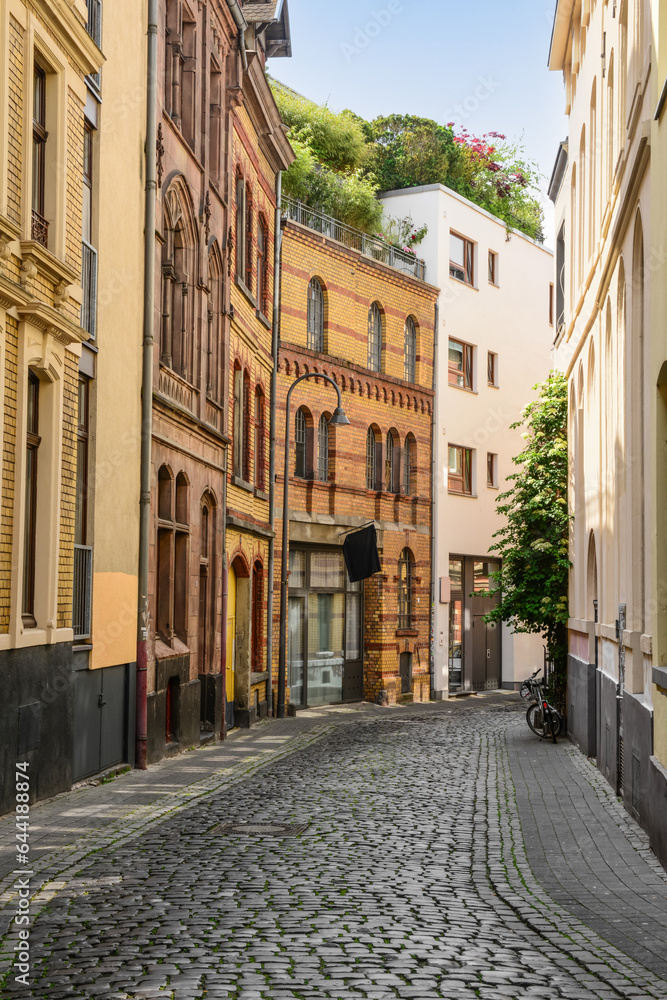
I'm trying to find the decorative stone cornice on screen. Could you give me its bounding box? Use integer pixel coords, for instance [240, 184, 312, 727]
[31, 0, 104, 77]
[17, 300, 87, 348]
[19, 240, 79, 307]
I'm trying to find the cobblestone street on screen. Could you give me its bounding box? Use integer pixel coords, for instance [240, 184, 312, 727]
[2, 694, 667, 999]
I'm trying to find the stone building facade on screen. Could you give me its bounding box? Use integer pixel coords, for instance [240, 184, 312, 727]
[0, 0, 102, 810]
[274, 206, 438, 707]
[549, 0, 657, 841]
[147, 0, 292, 759]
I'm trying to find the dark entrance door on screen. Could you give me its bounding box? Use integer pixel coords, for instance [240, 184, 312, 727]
[73, 664, 127, 780]
[450, 556, 502, 692]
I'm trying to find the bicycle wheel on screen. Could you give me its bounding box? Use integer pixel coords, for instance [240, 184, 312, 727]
[526, 703, 548, 738]
[549, 709, 563, 738]
[547, 712, 557, 744]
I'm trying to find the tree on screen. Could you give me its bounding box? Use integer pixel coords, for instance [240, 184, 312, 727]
[480, 371, 570, 696]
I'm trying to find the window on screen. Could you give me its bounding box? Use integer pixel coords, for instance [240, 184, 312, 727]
[404, 316, 416, 383]
[22, 372, 40, 626]
[487, 452, 498, 488]
[157, 467, 189, 643]
[450, 232, 474, 285]
[366, 426, 378, 490]
[245, 185, 253, 291]
[256, 216, 267, 315]
[487, 352, 498, 387]
[295, 407, 307, 478]
[307, 278, 324, 352]
[318, 414, 329, 482]
[385, 431, 398, 493]
[254, 387, 265, 489]
[206, 245, 223, 402]
[367, 302, 382, 372]
[81, 122, 97, 339]
[403, 434, 416, 495]
[235, 174, 245, 280]
[398, 548, 414, 629]
[232, 365, 243, 478]
[251, 562, 264, 673]
[488, 250, 498, 285]
[449, 339, 473, 389]
[75, 378, 89, 545]
[181, 12, 196, 149]
[161, 187, 193, 381]
[32, 63, 48, 246]
[549, 283, 554, 326]
[198, 497, 215, 673]
[448, 445, 473, 495]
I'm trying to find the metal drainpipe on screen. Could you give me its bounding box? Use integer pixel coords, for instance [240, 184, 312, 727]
[429, 298, 439, 703]
[220, 454, 228, 740]
[267, 172, 282, 717]
[225, 0, 249, 72]
[136, 0, 159, 770]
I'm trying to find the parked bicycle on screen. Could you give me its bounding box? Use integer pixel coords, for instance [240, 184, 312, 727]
[519, 668, 562, 743]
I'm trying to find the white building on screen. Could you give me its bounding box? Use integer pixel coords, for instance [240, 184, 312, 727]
[380, 184, 555, 697]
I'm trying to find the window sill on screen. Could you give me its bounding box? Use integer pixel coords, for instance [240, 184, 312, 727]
[235, 275, 257, 309]
[488, 281, 500, 289]
[231, 475, 254, 493]
[448, 490, 477, 498]
[396, 629, 418, 638]
[254, 487, 269, 501]
[251, 671, 269, 684]
[449, 274, 477, 290]
[448, 384, 478, 395]
[487, 382, 500, 389]
[487, 484, 499, 490]
[256, 309, 271, 329]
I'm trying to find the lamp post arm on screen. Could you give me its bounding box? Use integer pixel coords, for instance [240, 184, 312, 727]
[277, 370, 343, 719]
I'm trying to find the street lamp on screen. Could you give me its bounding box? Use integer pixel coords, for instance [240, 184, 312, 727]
[277, 372, 350, 719]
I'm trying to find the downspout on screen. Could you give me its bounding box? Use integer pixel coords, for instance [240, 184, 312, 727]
[225, 0, 249, 72]
[430, 297, 439, 702]
[136, 0, 159, 770]
[267, 171, 282, 716]
[220, 454, 228, 740]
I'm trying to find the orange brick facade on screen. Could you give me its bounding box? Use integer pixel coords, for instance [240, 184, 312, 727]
[274, 221, 438, 706]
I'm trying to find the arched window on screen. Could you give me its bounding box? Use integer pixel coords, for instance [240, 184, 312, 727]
[161, 182, 197, 383]
[366, 426, 378, 490]
[251, 561, 264, 673]
[245, 184, 253, 290]
[295, 407, 307, 478]
[404, 317, 417, 383]
[198, 495, 216, 673]
[157, 466, 189, 643]
[254, 387, 265, 490]
[256, 216, 268, 316]
[367, 302, 382, 372]
[235, 173, 245, 280]
[308, 278, 324, 352]
[232, 364, 242, 477]
[403, 434, 416, 495]
[318, 414, 329, 482]
[398, 548, 414, 629]
[206, 243, 223, 402]
[386, 430, 398, 493]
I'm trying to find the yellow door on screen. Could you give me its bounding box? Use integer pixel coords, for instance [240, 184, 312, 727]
[226, 566, 236, 704]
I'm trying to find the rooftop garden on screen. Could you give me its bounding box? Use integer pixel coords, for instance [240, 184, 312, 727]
[270, 81, 545, 246]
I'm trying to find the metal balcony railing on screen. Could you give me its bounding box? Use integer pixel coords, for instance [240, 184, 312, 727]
[73, 544, 93, 640]
[281, 197, 427, 282]
[31, 209, 48, 248]
[81, 241, 97, 339]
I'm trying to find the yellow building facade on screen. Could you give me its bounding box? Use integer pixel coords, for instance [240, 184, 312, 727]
[0, 0, 102, 810]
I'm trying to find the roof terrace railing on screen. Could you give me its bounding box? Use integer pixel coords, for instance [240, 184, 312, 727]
[281, 196, 426, 282]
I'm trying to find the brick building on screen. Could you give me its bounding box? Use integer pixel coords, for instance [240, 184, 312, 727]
[274, 201, 439, 707]
[147, 0, 292, 758]
[0, 0, 102, 810]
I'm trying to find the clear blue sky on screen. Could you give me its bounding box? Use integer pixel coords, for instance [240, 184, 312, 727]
[270, 0, 567, 246]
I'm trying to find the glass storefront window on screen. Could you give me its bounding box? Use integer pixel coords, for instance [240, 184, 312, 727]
[310, 550, 345, 590]
[289, 549, 306, 588]
[307, 591, 344, 706]
[288, 596, 305, 707]
[449, 558, 463, 591]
